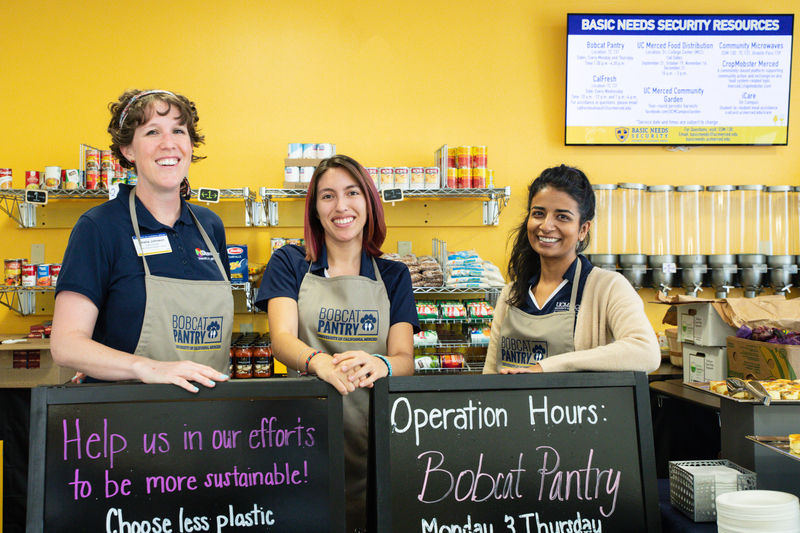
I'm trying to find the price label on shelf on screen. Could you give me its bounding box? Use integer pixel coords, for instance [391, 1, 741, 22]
[381, 188, 403, 203]
[197, 188, 220, 203]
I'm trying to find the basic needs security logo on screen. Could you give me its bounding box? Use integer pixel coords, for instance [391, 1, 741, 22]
[501, 337, 547, 366]
[173, 314, 224, 351]
[615, 127, 629, 142]
[318, 307, 379, 343]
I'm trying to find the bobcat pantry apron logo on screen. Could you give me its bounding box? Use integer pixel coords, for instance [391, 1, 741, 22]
[173, 314, 224, 351]
[318, 307, 379, 343]
[502, 337, 547, 364]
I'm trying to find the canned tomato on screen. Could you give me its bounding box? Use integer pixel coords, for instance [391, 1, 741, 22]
[49, 263, 61, 286]
[457, 168, 471, 189]
[100, 168, 113, 189]
[85, 169, 99, 190]
[471, 145, 487, 168]
[21, 263, 36, 286]
[25, 171, 41, 189]
[85, 148, 100, 170]
[36, 264, 51, 286]
[4, 258, 23, 285]
[471, 167, 486, 189]
[410, 167, 425, 190]
[447, 147, 456, 168]
[100, 150, 113, 170]
[424, 167, 440, 189]
[393, 167, 409, 190]
[446, 167, 457, 188]
[456, 146, 471, 168]
[379, 167, 394, 190]
[0, 168, 12, 189]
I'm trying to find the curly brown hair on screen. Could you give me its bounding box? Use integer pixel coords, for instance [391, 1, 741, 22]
[107, 89, 206, 170]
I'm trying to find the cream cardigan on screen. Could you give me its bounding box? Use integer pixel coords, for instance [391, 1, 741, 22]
[483, 267, 661, 373]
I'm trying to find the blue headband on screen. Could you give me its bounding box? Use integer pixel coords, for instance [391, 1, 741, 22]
[118, 90, 177, 129]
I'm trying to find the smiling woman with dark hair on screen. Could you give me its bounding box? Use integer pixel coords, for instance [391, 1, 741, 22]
[483, 164, 660, 374]
[255, 154, 419, 532]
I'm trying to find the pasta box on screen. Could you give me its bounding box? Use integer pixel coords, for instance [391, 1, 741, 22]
[227, 245, 248, 284]
[727, 335, 800, 380]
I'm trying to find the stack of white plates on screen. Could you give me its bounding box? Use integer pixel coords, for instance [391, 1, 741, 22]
[717, 490, 800, 533]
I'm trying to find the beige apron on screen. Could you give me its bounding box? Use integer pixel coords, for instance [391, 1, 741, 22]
[129, 189, 233, 373]
[498, 260, 581, 371]
[296, 258, 389, 533]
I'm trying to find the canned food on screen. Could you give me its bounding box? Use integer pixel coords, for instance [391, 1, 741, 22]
[127, 170, 137, 186]
[471, 167, 486, 189]
[447, 147, 456, 169]
[471, 145, 487, 168]
[424, 167, 440, 189]
[446, 167, 457, 188]
[287, 143, 303, 158]
[21, 263, 36, 286]
[100, 168, 113, 188]
[36, 264, 51, 286]
[85, 169, 99, 190]
[410, 167, 425, 190]
[286, 238, 304, 247]
[25, 171, 41, 189]
[456, 146, 471, 168]
[457, 168, 471, 189]
[379, 167, 394, 190]
[43, 166, 61, 189]
[299, 166, 315, 183]
[315, 143, 333, 159]
[49, 263, 61, 286]
[487, 169, 494, 187]
[4, 258, 23, 286]
[100, 150, 113, 170]
[285, 166, 300, 183]
[302, 143, 316, 158]
[415, 355, 440, 369]
[365, 167, 379, 188]
[393, 167, 409, 190]
[440, 354, 464, 368]
[0, 168, 12, 189]
[64, 169, 81, 190]
[271, 237, 286, 253]
[85, 148, 100, 170]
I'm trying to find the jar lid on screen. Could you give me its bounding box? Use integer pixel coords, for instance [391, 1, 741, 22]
[647, 184, 675, 192]
[618, 182, 647, 190]
[766, 185, 792, 192]
[591, 184, 617, 190]
[736, 184, 764, 191]
[676, 185, 703, 192]
[706, 185, 736, 192]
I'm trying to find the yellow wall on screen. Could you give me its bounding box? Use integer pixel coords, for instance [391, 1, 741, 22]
[1, 1, 799, 335]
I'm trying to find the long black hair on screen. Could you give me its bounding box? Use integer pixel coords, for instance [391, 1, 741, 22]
[506, 164, 595, 307]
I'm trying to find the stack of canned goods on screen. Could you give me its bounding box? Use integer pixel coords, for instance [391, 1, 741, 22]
[85, 148, 137, 190]
[446, 145, 491, 189]
[270, 237, 305, 255]
[284, 143, 337, 186]
[4, 258, 61, 287]
[229, 332, 273, 379]
[365, 166, 440, 191]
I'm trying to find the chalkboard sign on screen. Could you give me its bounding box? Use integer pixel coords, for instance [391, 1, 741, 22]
[25, 189, 48, 205]
[372, 373, 659, 532]
[27, 380, 345, 532]
[381, 188, 404, 202]
[197, 188, 220, 203]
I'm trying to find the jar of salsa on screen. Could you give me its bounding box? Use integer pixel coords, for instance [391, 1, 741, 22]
[234, 344, 253, 378]
[253, 342, 272, 378]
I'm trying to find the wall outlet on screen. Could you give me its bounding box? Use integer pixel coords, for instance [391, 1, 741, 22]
[31, 243, 45, 264]
[398, 241, 412, 256]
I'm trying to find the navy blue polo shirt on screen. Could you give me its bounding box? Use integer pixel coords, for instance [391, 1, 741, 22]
[56, 184, 230, 354]
[255, 244, 420, 333]
[519, 255, 593, 315]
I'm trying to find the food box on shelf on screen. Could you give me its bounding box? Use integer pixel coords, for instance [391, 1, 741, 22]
[727, 335, 800, 380]
[682, 343, 727, 383]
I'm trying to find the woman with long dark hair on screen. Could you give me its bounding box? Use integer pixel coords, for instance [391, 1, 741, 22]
[483, 164, 660, 374]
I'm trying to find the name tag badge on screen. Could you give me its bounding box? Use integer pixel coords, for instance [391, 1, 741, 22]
[132, 233, 172, 256]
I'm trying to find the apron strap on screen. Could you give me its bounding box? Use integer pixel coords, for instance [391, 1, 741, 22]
[309, 253, 384, 283]
[128, 187, 228, 280]
[568, 258, 582, 313]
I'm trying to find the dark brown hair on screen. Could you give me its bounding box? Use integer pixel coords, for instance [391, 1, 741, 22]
[107, 89, 205, 170]
[303, 155, 386, 262]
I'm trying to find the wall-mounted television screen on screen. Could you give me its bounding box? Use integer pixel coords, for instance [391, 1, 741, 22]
[565, 14, 794, 145]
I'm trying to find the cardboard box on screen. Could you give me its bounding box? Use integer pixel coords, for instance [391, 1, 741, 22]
[727, 335, 800, 380]
[0, 349, 74, 387]
[682, 343, 727, 383]
[677, 303, 737, 346]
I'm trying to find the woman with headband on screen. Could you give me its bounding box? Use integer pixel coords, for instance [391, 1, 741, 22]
[51, 89, 232, 393]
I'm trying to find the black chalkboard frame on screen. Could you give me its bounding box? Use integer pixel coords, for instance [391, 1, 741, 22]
[26, 379, 346, 532]
[371, 372, 660, 533]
